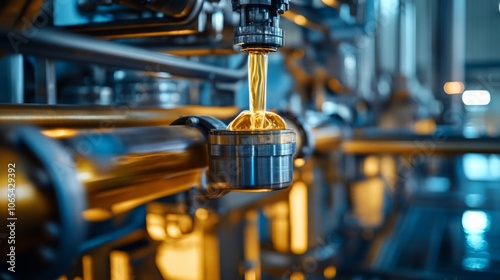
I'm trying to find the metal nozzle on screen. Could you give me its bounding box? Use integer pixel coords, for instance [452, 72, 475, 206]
[208, 129, 296, 191]
[232, 0, 290, 52]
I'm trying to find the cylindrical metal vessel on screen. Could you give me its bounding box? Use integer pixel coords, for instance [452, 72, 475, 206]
[208, 129, 296, 191]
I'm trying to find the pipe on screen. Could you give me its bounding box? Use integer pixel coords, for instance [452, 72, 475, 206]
[0, 104, 238, 128]
[2, 125, 209, 217]
[0, 124, 210, 279]
[69, 0, 204, 39]
[113, 0, 200, 18]
[312, 125, 343, 154]
[343, 132, 500, 155]
[0, 28, 247, 82]
[65, 125, 208, 212]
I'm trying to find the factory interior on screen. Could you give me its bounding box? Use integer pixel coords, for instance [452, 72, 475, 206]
[1, 0, 500, 279]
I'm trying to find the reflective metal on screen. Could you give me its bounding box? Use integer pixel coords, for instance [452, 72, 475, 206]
[232, 0, 289, 51]
[0, 104, 239, 128]
[0, 28, 247, 82]
[208, 129, 296, 191]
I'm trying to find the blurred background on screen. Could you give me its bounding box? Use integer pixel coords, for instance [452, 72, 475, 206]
[0, 0, 500, 279]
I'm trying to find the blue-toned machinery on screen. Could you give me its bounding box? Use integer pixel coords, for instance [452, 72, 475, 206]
[1, 0, 500, 279]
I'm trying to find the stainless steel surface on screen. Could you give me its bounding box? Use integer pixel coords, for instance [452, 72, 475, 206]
[0, 124, 209, 217]
[343, 130, 500, 155]
[0, 104, 239, 128]
[208, 129, 296, 191]
[66, 125, 208, 211]
[312, 125, 343, 153]
[232, 0, 289, 51]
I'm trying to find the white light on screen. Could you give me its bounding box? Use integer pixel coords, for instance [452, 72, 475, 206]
[462, 210, 490, 234]
[344, 56, 356, 70]
[462, 90, 491, 106]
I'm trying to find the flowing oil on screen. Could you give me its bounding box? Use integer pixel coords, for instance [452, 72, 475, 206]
[227, 51, 287, 131]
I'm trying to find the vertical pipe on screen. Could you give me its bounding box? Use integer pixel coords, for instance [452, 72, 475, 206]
[35, 58, 57, 104]
[0, 54, 24, 103]
[398, 0, 416, 78]
[437, 0, 466, 125]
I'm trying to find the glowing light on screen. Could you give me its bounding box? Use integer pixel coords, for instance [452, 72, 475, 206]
[462, 90, 491, 106]
[195, 208, 209, 220]
[110, 251, 131, 280]
[294, 158, 305, 168]
[443, 81, 464, 94]
[42, 129, 79, 138]
[362, 156, 379, 177]
[157, 232, 204, 280]
[293, 15, 308, 26]
[290, 272, 305, 280]
[289, 181, 308, 254]
[323, 265, 337, 278]
[244, 211, 260, 280]
[82, 255, 93, 280]
[327, 78, 343, 92]
[462, 210, 491, 272]
[269, 202, 290, 252]
[146, 213, 166, 240]
[413, 119, 436, 134]
[463, 154, 490, 180]
[77, 171, 93, 181]
[351, 178, 384, 227]
[463, 257, 490, 271]
[322, 0, 340, 8]
[462, 210, 490, 234]
[82, 208, 113, 221]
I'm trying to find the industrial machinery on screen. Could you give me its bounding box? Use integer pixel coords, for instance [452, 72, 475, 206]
[1, 0, 500, 279]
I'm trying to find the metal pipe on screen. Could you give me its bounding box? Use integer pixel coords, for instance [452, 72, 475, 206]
[67, 126, 208, 213]
[0, 104, 238, 128]
[69, 0, 204, 39]
[312, 125, 343, 154]
[1, 125, 209, 223]
[0, 124, 210, 279]
[0, 28, 247, 82]
[343, 133, 500, 155]
[113, 0, 199, 18]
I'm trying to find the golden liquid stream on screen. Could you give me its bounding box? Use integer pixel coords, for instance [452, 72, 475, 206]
[227, 51, 287, 131]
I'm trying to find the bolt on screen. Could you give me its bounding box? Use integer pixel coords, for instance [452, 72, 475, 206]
[186, 117, 199, 126]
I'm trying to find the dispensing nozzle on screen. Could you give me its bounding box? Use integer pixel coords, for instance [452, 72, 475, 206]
[232, 0, 290, 52]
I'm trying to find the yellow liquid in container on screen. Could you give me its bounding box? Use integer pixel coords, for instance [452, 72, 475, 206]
[227, 51, 287, 131]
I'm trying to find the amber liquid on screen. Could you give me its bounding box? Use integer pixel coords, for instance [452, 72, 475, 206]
[227, 51, 287, 131]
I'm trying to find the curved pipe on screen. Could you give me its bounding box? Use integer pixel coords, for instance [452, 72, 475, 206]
[0, 28, 247, 82]
[71, 0, 205, 39]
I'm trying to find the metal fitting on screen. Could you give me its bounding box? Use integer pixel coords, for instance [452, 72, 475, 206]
[232, 0, 290, 51]
[208, 129, 296, 191]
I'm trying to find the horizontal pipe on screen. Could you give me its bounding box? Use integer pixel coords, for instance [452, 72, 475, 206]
[0, 104, 238, 128]
[0, 28, 246, 82]
[65, 126, 208, 212]
[343, 138, 500, 155]
[0, 124, 208, 278]
[67, 0, 203, 39]
[1, 125, 209, 223]
[312, 125, 343, 153]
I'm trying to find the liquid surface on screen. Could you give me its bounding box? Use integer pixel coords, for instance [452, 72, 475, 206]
[227, 51, 287, 131]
